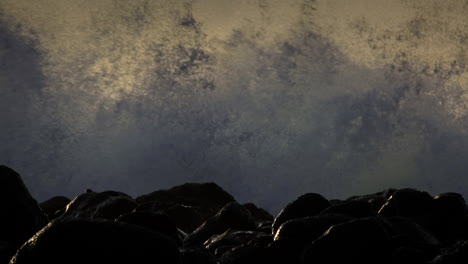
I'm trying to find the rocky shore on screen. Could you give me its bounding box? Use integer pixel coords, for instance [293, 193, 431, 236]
[1, 165, 467, 264]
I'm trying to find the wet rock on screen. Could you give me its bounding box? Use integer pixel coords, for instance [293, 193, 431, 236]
[0, 166, 48, 249]
[387, 217, 440, 263]
[181, 248, 217, 264]
[136, 182, 234, 222]
[429, 193, 468, 242]
[243, 203, 273, 224]
[320, 199, 375, 218]
[116, 211, 182, 246]
[218, 243, 268, 264]
[204, 230, 270, 256]
[136, 201, 204, 233]
[379, 188, 434, 227]
[302, 217, 391, 264]
[274, 214, 353, 244]
[61, 191, 137, 220]
[184, 202, 255, 247]
[431, 240, 468, 264]
[10, 217, 181, 264]
[39, 196, 70, 220]
[272, 193, 330, 234]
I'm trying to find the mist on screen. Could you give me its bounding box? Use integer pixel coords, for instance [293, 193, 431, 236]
[1, 0, 468, 213]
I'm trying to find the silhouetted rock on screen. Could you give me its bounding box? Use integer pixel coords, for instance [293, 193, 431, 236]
[39, 196, 70, 220]
[184, 202, 256, 247]
[429, 193, 468, 242]
[116, 211, 182, 246]
[204, 230, 270, 256]
[2, 166, 467, 264]
[136, 182, 235, 222]
[181, 248, 217, 264]
[136, 201, 204, 233]
[274, 214, 353, 244]
[0, 166, 48, 251]
[320, 199, 375, 218]
[10, 217, 181, 264]
[61, 191, 137, 220]
[379, 188, 434, 227]
[243, 203, 273, 224]
[431, 240, 468, 264]
[272, 193, 330, 234]
[302, 217, 391, 264]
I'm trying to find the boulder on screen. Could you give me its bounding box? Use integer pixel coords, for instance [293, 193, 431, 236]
[61, 191, 137, 220]
[243, 203, 273, 224]
[204, 230, 270, 256]
[302, 217, 391, 264]
[319, 199, 375, 218]
[429, 193, 468, 242]
[180, 248, 217, 264]
[136, 182, 234, 222]
[272, 193, 330, 234]
[431, 240, 468, 264]
[184, 202, 255, 247]
[116, 211, 182, 246]
[39, 196, 70, 220]
[0, 166, 48, 248]
[9, 217, 181, 264]
[379, 188, 433, 227]
[136, 201, 204, 233]
[274, 214, 353, 244]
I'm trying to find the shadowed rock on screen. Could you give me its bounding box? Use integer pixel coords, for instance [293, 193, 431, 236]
[379, 188, 434, 227]
[10, 217, 181, 264]
[274, 214, 353, 244]
[0, 165, 48, 260]
[116, 211, 182, 246]
[272, 193, 330, 234]
[39, 196, 70, 220]
[319, 199, 375, 218]
[302, 217, 391, 264]
[135, 201, 204, 233]
[184, 202, 256, 247]
[61, 191, 137, 220]
[181, 248, 217, 264]
[204, 230, 270, 257]
[430, 240, 468, 264]
[429, 193, 468, 242]
[243, 203, 273, 224]
[136, 183, 235, 222]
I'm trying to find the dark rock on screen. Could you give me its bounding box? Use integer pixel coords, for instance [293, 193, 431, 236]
[218, 243, 268, 264]
[274, 214, 353, 244]
[10, 217, 181, 264]
[184, 202, 256, 247]
[266, 239, 305, 264]
[320, 199, 375, 218]
[429, 193, 468, 242]
[302, 217, 391, 264]
[0, 166, 48, 249]
[272, 193, 330, 234]
[391, 246, 428, 264]
[181, 248, 217, 264]
[116, 211, 182, 246]
[379, 188, 434, 227]
[39, 196, 70, 220]
[61, 191, 137, 220]
[431, 240, 468, 264]
[386, 217, 440, 263]
[204, 230, 270, 256]
[136, 201, 204, 233]
[387, 217, 440, 246]
[136, 182, 234, 222]
[243, 203, 273, 223]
